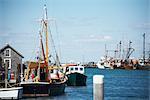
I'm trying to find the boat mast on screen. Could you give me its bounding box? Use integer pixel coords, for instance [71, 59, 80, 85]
[119, 41, 121, 59]
[126, 41, 134, 60]
[148, 43, 150, 63]
[143, 33, 145, 64]
[114, 44, 118, 59]
[44, 4, 49, 65]
[105, 44, 108, 62]
[43, 4, 51, 82]
[39, 31, 46, 63]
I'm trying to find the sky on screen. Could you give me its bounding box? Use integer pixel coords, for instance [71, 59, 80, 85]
[0, 0, 150, 63]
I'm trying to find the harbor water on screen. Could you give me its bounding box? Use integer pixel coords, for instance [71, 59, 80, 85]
[22, 68, 150, 100]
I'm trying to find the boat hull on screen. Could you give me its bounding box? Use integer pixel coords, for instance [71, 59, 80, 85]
[97, 64, 105, 69]
[67, 73, 87, 86]
[20, 82, 66, 97]
[0, 87, 23, 99]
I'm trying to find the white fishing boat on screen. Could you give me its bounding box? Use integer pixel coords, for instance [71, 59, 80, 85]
[96, 57, 112, 69]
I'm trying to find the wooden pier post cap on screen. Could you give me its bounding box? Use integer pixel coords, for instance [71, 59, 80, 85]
[93, 75, 104, 84]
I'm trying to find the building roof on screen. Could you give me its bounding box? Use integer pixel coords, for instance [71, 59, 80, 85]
[0, 44, 24, 58]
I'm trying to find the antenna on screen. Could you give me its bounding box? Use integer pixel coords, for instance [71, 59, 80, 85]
[143, 33, 145, 64]
[44, 4, 48, 20]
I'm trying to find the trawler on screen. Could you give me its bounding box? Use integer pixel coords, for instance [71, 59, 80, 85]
[63, 63, 87, 86]
[20, 5, 67, 97]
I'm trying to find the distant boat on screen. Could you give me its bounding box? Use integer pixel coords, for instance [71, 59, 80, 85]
[96, 60, 105, 69]
[96, 57, 112, 69]
[97, 41, 137, 70]
[20, 4, 67, 97]
[64, 64, 87, 86]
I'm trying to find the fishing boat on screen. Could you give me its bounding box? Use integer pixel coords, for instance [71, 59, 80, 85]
[0, 63, 23, 99]
[97, 44, 115, 69]
[20, 5, 67, 97]
[96, 57, 113, 69]
[64, 64, 87, 86]
[0, 87, 23, 99]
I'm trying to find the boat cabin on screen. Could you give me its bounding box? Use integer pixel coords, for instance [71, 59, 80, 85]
[24, 61, 64, 82]
[66, 65, 85, 74]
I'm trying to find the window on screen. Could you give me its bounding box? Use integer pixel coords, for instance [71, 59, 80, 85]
[66, 67, 69, 72]
[80, 68, 83, 71]
[75, 68, 78, 71]
[51, 69, 53, 73]
[5, 49, 11, 57]
[4, 59, 11, 69]
[70, 67, 74, 71]
[101, 63, 104, 65]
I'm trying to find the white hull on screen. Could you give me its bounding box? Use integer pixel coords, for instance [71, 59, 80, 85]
[97, 65, 105, 69]
[0, 87, 23, 99]
[96, 62, 105, 69]
[97, 62, 112, 69]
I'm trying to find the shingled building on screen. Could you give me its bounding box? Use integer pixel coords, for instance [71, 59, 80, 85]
[0, 44, 24, 83]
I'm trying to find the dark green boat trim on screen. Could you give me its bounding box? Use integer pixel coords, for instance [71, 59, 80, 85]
[67, 72, 87, 86]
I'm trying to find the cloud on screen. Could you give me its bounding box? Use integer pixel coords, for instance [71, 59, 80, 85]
[0, 26, 12, 32]
[132, 22, 150, 31]
[0, 32, 10, 37]
[59, 17, 101, 27]
[75, 34, 112, 42]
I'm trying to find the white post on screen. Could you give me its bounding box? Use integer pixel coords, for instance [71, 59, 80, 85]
[93, 75, 104, 100]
